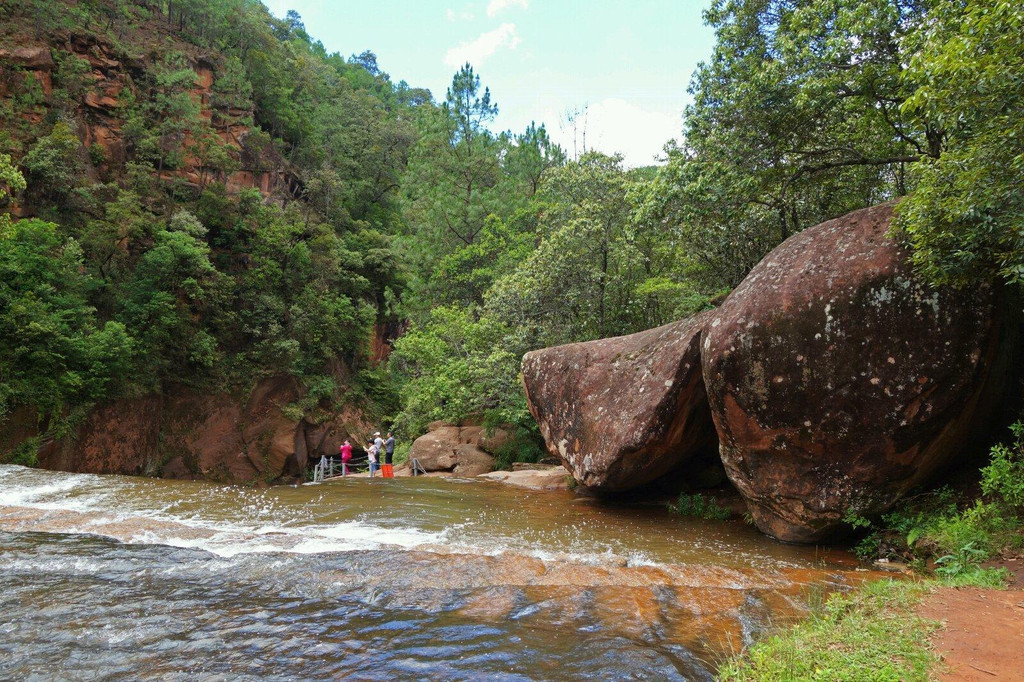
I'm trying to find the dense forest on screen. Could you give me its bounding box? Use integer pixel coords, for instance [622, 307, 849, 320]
[1, 0, 1021, 466]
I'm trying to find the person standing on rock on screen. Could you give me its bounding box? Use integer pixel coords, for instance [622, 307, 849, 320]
[382, 432, 395, 478]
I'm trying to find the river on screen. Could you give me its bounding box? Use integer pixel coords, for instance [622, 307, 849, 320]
[0, 464, 871, 680]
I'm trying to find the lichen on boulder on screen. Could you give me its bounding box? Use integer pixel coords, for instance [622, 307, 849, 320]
[702, 203, 1008, 542]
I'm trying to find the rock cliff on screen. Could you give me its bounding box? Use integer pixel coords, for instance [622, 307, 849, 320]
[0, 33, 300, 206]
[5, 376, 373, 485]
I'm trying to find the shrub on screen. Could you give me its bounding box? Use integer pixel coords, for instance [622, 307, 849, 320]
[981, 421, 1024, 510]
[850, 421, 1024, 575]
[668, 493, 731, 520]
[492, 425, 545, 470]
[3, 437, 40, 467]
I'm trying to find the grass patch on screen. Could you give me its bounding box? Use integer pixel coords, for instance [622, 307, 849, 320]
[718, 579, 938, 681]
[668, 492, 731, 520]
[717, 567, 1011, 681]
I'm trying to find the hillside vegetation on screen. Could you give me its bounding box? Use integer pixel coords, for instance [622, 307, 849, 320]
[1, 0, 1021, 467]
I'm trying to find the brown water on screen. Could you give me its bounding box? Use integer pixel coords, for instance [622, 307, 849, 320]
[0, 464, 872, 680]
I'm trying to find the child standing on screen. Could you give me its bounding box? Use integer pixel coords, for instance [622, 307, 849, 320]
[366, 440, 380, 476]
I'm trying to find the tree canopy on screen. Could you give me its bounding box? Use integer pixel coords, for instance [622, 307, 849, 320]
[1, 0, 1020, 462]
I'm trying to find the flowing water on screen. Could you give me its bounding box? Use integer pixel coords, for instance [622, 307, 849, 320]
[0, 464, 872, 680]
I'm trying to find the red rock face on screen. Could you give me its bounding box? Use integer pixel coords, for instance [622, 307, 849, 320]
[57, 396, 163, 475]
[702, 203, 1005, 542]
[521, 312, 718, 491]
[1, 36, 301, 202]
[19, 376, 371, 484]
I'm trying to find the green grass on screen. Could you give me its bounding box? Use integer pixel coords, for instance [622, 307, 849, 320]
[716, 568, 1010, 681]
[717, 579, 938, 681]
[718, 421, 1024, 680]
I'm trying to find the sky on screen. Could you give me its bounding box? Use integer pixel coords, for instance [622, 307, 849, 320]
[261, 0, 717, 167]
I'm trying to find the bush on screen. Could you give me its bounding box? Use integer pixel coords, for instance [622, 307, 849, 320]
[668, 493, 731, 520]
[981, 421, 1024, 510]
[492, 425, 545, 470]
[850, 421, 1024, 575]
[3, 437, 40, 467]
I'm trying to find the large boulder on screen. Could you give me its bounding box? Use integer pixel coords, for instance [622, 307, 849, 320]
[521, 312, 718, 491]
[702, 203, 1009, 542]
[408, 426, 462, 471]
[406, 423, 511, 475]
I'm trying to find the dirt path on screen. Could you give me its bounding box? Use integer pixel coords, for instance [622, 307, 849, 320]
[917, 558, 1024, 681]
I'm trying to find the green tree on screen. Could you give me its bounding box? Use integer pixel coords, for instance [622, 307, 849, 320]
[389, 306, 530, 436]
[0, 218, 132, 421]
[21, 120, 88, 214]
[115, 210, 223, 385]
[896, 0, 1024, 286]
[650, 0, 935, 292]
[502, 121, 566, 198]
[488, 153, 647, 344]
[403, 64, 503, 253]
[149, 52, 201, 175]
[0, 152, 27, 233]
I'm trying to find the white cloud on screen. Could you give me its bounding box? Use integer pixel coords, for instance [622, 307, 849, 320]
[446, 7, 475, 21]
[548, 99, 681, 168]
[486, 0, 529, 17]
[444, 23, 521, 68]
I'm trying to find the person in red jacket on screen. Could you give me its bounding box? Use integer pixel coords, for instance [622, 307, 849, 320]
[339, 440, 353, 475]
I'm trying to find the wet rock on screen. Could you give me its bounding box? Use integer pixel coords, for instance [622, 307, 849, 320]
[521, 312, 718, 492]
[702, 203, 1008, 542]
[477, 465, 572, 491]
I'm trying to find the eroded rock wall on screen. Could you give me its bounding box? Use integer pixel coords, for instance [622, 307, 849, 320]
[0, 34, 300, 205]
[9, 376, 371, 485]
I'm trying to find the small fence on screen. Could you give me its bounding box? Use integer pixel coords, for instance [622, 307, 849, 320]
[310, 455, 430, 482]
[311, 455, 368, 482]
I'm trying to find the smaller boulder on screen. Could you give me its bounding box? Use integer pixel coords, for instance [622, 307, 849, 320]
[408, 426, 462, 471]
[521, 311, 718, 492]
[407, 424, 505, 475]
[478, 466, 572, 491]
[453, 444, 495, 477]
